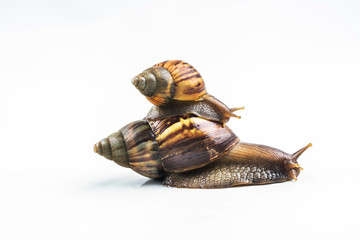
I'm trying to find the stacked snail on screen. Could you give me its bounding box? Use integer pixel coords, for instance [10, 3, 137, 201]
[94, 60, 311, 188]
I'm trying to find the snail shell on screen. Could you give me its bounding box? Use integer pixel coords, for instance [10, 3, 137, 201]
[131, 60, 207, 106]
[94, 115, 311, 188]
[94, 115, 238, 179]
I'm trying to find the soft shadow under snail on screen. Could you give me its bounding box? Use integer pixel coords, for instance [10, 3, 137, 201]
[94, 60, 311, 189]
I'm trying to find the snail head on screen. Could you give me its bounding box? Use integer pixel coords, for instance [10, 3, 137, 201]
[284, 143, 312, 180]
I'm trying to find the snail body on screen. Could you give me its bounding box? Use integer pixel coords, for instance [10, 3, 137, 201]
[94, 115, 311, 188]
[164, 142, 312, 188]
[146, 95, 244, 125]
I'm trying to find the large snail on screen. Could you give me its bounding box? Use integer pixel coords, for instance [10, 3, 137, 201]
[163, 142, 312, 188]
[132, 60, 243, 125]
[94, 115, 311, 188]
[94, 60, 311, 188]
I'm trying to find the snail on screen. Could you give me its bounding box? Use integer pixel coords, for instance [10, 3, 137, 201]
[94, 115, 311, 188]
[132, 60, 243, 125]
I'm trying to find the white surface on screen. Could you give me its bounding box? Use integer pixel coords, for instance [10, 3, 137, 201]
[1, 1, 359, 239]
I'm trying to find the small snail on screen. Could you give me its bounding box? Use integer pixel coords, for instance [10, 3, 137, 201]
[132, 60, 243, 125]
[94, 115, 311, 188]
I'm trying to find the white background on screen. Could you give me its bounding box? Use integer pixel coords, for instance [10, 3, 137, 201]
[1, 1, 359, 239]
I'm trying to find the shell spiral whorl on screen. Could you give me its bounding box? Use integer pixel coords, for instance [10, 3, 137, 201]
[94, 120, 164, 178]
[94, 131, 129, 168]
[131, 66, 173, 99]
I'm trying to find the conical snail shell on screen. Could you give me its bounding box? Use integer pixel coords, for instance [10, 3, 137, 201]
[94, 115, 239, 179]
[94, 120, 164, 178]
[131, 60, 207, 106]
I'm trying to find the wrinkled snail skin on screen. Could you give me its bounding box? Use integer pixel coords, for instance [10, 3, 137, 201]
[163, 142, 312, 189]
[94, 115, 239, 179]
[146, 95, 244, 125]
[132, 60, 206, 106]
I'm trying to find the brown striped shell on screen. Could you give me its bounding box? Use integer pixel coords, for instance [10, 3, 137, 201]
[131, 60, 207, 106]
[148, 115, 239, 172]
[94, 115, 239, 178]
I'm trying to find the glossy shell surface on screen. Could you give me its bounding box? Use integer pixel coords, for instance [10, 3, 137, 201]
[132, 60, 207, 106]
[148, 115, 239, 173]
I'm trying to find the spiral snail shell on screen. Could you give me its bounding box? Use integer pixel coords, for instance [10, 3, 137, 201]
[94, 115, 238, 179]
[94, 115, 311, 188]
[132, 60, 207, 106]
